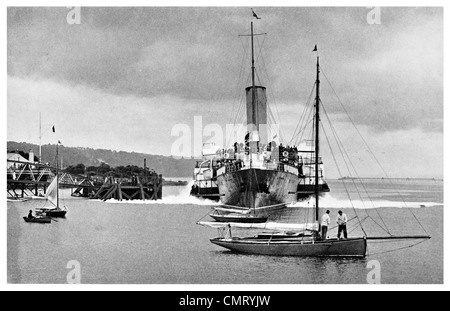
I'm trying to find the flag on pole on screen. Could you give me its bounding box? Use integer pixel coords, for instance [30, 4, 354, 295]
[252, 9, 261, 19]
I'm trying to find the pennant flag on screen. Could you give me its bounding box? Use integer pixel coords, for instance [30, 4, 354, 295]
[52, 126, 55, 133]
[313, 45, 317, 52]
[252, 9, 261, 20]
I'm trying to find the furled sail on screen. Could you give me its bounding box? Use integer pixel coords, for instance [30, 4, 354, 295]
[197, 221, 319, 232]
[213, 207, 251, 214]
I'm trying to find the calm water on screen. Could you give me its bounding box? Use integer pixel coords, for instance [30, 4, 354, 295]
[7, 179, 443, 284]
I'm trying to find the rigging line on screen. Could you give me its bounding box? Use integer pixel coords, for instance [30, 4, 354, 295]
[320, 68, 429, 237]
[327, 216, 367, 231]
[227, 37, 251, 127]
[254, 35, 267, 83]
[348, 216, 370, 235]
[320, 119, 368, 237]
[196, 207, 220, 224]
[289, 82, 316, 145]
[291, 104, 315, 147]
[367, 238, 429, 257]
[258, 51, 289, 143]
[226, 60, 247, 144]
[294, 86, 316, 145]
[226, 72, 252, 147]
[320, 108, 390, 235]
[291, 106, 315, 147]
[226, 37, 253, 147]
[320, 101, 391, 234]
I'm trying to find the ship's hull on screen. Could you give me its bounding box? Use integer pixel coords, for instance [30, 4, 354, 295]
[211, 237, 367, 257]
[190, 185, 221, 201]
[217, 168, 299, 215]
[296, 182, 330, 199]
[192, 176, 330, 201]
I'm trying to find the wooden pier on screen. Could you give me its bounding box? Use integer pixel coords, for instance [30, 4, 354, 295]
[7, 160, 54, 198]
[7, 159, 163, 201]
[90, 174, 162, 201]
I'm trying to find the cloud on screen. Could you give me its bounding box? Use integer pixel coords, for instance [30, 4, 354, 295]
[7, 74, 443, 177]
[6, 7, 444, 177]
[7, 75, 203, 155]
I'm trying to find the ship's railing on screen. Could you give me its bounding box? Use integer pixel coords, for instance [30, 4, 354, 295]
[215, 160, 301, 176]
[196, 180, 218, 188]
[263, 162, 299, 175]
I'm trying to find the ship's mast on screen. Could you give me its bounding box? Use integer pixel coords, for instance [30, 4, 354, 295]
[249, 21, 256, 210]
[251, 21, 257, 133]
[314, 54, 320, 222]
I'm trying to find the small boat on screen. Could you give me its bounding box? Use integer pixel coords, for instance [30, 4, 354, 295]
[209, 205, 269, 223]
[23, 216, 51, 224]
[36, 207, 67, 218]
[209, 212, 268, 223]
[7, 197, 28, 202]
[34, 141, 68, 218]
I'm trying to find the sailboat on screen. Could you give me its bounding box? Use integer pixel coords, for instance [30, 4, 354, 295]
[198, 44, 430, 257]
[209, 205, 269, 223]
[35, 142, 67, 218]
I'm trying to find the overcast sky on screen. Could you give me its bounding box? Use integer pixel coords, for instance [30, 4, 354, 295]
[7, 7, 443, 178]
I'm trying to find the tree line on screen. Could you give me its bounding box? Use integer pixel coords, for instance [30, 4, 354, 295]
[65, 163, 158, 178]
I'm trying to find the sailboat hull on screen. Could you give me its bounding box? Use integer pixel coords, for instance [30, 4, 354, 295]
[217, 168, 298, 215]
[211, 237, 367, 257]
[45, 210, 67, 218]
[209, 213, 268, 223]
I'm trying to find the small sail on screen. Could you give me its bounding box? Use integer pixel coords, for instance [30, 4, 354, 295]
[46, 177, 58, 208]
[197, 221, 319, 232]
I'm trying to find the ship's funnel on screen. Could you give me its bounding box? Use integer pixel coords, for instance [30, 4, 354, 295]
[246, 86, 268, 143]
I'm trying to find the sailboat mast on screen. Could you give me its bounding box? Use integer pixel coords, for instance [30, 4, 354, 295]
[39, 112, 42, 163]
[56, 142, 59, 209]
[314, 55, 320, 222]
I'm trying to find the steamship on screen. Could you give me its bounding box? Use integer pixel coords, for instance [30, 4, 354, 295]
[190, 21, 329, 213]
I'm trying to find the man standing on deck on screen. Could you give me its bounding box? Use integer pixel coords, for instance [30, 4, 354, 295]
[321, 210, 331, 240]
[336, 210, 348, 239]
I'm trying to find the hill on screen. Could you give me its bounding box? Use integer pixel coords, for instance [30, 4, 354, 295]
[7, 141, 196, 178]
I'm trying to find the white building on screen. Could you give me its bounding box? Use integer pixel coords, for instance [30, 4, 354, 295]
[7, 150, 36, 169]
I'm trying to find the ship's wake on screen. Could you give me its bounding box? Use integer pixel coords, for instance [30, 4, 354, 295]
[105, 180, 220, 206]
[288, 193, 441, 209]
[103, 182, 440, 208]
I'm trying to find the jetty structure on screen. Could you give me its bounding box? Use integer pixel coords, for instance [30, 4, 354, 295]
[7, 152, 163, 201]
[90, 172, 162, 201]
